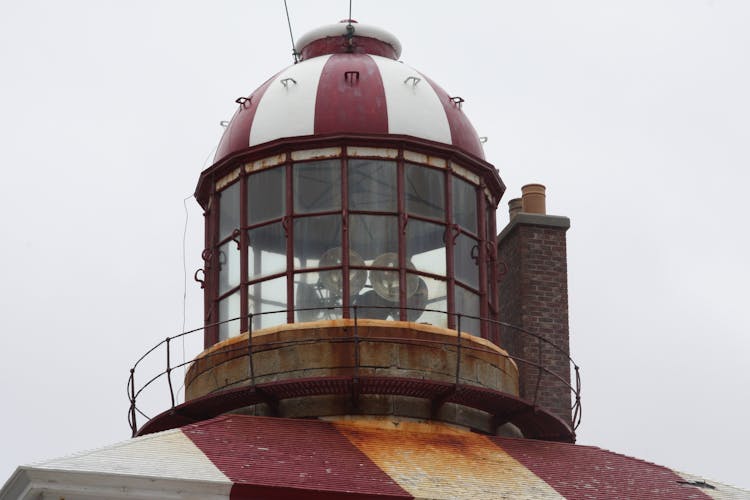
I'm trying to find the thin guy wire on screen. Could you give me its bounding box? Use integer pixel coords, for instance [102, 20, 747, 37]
[179, 194, 193, 400]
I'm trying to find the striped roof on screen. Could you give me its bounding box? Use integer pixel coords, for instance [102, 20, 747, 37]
[3, 415, 747, 500]
[214, 22, 485, 163]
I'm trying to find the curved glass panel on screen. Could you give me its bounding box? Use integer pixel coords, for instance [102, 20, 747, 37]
[248, 166, 285, 225]
[349, 214, 398, 263]
[454, 232, 479, 290]
[219, 182, 240, 240]
[406, 218, 446, 277]
[293, 160, 341, 213]
[248, 275, 287, 331]
[247, 222, 287, 280]
[405, 163, 445, 220]
[452, 176, 478, 234]
[455, 285, 480, 337]
[209, 147, 500, 346]
[218, 240, 240, 295]
[294, 271, 344, 323]
[407, 273, 447, 327]
[218, 291, 241, 341]
[294, 215, 342, 269]
[348, 159, 397, 212]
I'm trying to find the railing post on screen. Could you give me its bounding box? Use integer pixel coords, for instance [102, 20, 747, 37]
[352, 306, 360, 409]
[128, 368, 137, 437]
[455, 314, 462, 386]
[573, 365, 582, 429]
[247, 314, 255, 387]
[353, 306, 360, 377]
[166, 337, 175, 409]
[533, 334, 543, 406]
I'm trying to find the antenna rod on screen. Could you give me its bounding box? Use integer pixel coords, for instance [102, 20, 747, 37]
[283, 0, 299, 63]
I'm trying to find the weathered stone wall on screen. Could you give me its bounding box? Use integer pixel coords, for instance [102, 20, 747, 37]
[184, 320, 520, 433]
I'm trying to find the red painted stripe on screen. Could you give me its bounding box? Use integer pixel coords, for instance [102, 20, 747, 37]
[214, 72, 279, 162]
[314, 54, 388, 137]
[492, 437, 713, 500]
[183, 415, 412, 499]
[231, 484, 409, 500]
[421, 76, 485, 160]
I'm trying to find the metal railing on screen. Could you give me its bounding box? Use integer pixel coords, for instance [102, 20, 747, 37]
[127, 306, 581, 437]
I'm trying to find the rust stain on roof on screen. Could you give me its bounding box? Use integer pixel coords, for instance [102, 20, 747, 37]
[333, 418, 563, 500]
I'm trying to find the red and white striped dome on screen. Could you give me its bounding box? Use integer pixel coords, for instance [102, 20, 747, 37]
[214, 21, 485, 161]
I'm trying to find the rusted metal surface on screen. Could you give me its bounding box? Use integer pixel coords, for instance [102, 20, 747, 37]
[334, 418, 564, 499]
[136, 374, 572, 442]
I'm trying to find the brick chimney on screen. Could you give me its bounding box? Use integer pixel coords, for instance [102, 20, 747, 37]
[497, 184, 572, 426]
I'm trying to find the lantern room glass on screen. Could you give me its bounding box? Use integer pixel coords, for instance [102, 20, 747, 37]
[208, 147, 497, 344]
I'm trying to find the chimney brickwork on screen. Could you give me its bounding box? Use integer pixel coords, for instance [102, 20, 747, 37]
[497, 213, 572, 426]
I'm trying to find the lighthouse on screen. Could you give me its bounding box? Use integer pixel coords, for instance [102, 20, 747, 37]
[126, 19, 576, 441]
[2, 19, 746, 500]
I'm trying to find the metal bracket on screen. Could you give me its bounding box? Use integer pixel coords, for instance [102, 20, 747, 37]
[235, 96, 251, 108]
[449, 96, 464, 109]
[430, 387, 457, 417]
[255, 387, 280, 416]
[404, 76, 421, 86]
[193, 268, 205, 289]
[280, 78, 297, 88]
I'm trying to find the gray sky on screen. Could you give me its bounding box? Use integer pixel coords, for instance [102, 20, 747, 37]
[1, 0, 749, 491]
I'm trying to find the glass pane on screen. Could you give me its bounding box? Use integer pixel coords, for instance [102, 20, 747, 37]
[349, 215, 398, 263]
[486, 201, 496, 242]
[248, 276, 287, 331]
[454, 232, 479, 290]
[248, 167, 285, 225]
[218, 240, 240, 295]
[452, 176, 478, 233]
[293, 160, 341, 213]
[407, 219, 446, 277]
[218, 291, 241, 341]
[294, 271, 344, 323]
[405, 163, 445, 220]
[406, 273, 446, 326]
[219, 182, 240, 240]
[293, 215, 342, 270]
[348, 159, 397, 212]
[455, 286, 480, 337]
[248, 222, 287, 280]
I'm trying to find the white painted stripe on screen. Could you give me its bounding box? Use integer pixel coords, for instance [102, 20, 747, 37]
[33, 428, 231, 485]
[295, 23, 402, 58]
[674, 470, 750, 499]
[250, 55, 331, 146]
[371, 55, 451, 146]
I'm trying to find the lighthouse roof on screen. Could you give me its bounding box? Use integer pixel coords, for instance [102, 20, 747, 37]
[3, 415, 746, 499]
[214, 21, 485, 163]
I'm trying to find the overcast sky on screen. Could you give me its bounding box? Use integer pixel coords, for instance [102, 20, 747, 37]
[1, 0, 749, 491]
